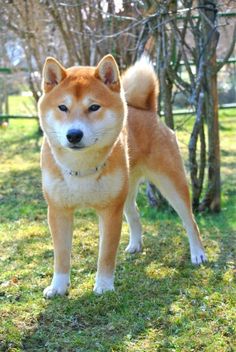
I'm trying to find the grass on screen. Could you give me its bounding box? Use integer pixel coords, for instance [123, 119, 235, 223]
[6, 95, 37, 116]
[0, 109, 235, 351]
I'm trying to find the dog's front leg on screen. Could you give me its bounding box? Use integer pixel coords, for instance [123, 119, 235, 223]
[94, 205, 123, 294]
[43, 204, 74, 298]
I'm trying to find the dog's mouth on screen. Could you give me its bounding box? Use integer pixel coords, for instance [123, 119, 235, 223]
[69, 145, 86, 150]
[67, 138, 99, 151]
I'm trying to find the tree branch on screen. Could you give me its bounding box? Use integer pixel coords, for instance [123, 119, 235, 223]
[216, 23, 236, 73]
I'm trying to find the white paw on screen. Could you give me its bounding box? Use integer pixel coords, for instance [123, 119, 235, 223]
[43, 285, 68, 298]
[93, 283, 114, 295]
[191, 248, 207, 265]
[93, 274, 114, 295]
[43, 272, 70, 299]
[125, 240, 142, 254]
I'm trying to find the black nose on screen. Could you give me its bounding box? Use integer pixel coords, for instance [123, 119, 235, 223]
[66, 129, 84, 144]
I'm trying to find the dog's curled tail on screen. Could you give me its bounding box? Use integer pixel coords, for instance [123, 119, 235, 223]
[122, 55, 159, 112]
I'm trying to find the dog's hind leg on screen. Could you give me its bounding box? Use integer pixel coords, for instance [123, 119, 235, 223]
[124, 175, 143, 253]
[147, 170, 207, 265]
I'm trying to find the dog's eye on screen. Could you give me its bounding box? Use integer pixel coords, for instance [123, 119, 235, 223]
[58, 105, 68, 112]
[88, 104, 101, 112]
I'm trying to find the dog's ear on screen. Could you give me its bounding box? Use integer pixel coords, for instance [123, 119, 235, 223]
[42, 57, 67, 93]
[95, 55, 120, 92]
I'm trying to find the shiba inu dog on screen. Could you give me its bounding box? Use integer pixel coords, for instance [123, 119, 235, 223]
[38, 54, 206, 298]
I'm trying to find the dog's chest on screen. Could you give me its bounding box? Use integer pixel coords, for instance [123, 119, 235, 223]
[43, 168, 124, 208]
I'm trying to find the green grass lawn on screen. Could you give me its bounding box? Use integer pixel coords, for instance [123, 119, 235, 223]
[7, 95, 37, 116]
[0, 109, 235, 351]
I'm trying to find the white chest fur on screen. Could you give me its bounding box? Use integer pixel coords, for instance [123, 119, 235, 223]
[42, 168, 124, 208]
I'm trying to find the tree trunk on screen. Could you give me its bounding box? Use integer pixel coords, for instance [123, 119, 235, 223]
[189, 90, 205, 210]
[199, 0, 221, 212]
[160, 70, 174, 130]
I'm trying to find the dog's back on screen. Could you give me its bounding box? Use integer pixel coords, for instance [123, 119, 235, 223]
[122, 56, 180, 175]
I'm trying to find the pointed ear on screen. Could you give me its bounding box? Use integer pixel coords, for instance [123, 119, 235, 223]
[95, 55, 120, 91]
[42, 57, 67, 93]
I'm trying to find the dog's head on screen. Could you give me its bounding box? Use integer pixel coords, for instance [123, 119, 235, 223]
[38, 55, 126, 152]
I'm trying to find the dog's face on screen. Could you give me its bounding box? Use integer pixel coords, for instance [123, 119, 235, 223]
[38, 55, 126, 152]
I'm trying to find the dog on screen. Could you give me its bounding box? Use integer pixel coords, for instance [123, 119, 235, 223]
[38, 54, 206, 298]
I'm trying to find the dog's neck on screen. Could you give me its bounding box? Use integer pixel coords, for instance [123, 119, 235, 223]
[63, 160, 107, 177]
[48, 140, 112, 177]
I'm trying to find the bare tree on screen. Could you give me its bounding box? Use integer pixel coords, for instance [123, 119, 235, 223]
[143, 0, 235, 212]
[2, 0, 235, 212]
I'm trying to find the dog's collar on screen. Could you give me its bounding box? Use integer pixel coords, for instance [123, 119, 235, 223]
[65, 161, 106, 177]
